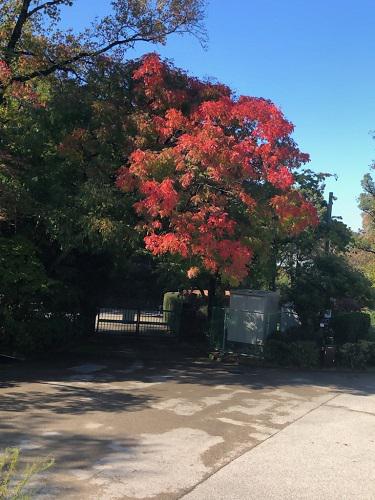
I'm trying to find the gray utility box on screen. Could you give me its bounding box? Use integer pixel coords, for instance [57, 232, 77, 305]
[227, 290, 280, 344]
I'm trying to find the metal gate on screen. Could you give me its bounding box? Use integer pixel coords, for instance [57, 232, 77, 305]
[95, 308, 180, 337]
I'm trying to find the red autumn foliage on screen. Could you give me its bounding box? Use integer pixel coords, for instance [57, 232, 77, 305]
[0, 60, 41, 106]
[117, 53, 318, 282]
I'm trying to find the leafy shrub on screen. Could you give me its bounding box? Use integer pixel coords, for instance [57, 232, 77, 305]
[263, 339, 295, 366]
[0, 237, 50, 313]
[163, 292, 182, 312]
[209, 307, 226, 349]
[2, 313, 83, 357]
[0, 447, 54, 499]
[263, 339, 320, 368]
[281, 326, 324, 344]
[162, 292, 183, 336]
[163, 291, 208, 338]
[290, 341, 320, 368]
[331, 312, 371, 344]
[366, 310, 375, 340]
[337, 341, 371, 369]
[365, 341, 375, 366]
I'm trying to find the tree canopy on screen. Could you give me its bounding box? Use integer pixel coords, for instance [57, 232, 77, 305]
[117, 53, 318, 285]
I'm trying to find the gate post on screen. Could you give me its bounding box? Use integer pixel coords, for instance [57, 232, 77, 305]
[136, 309, 141, 334]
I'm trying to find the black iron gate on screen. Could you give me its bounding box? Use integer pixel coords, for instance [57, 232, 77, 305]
[95, 308, 180, 337]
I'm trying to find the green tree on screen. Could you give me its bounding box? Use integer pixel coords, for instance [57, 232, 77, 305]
[0, 2, 207, 353]
[0, 0, 206, 102]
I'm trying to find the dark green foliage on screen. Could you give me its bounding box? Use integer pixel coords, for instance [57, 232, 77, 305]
[365, 341, 375, 365]
[331, 312, 371, 344]
[162, 292, 183, 336]
[337, 341, 371, 370]
[263, 339, 320, 368]
[2, 314, 83, 357]
[263, 339, 294, 366]
[0, 237, 49, 312]
[209, 307, 226, 349]
[180, 295, 207, 340]
[289, 254, 375, 330]
[163, 292, 183, 314]
[0, 236, 86, 356]
[163, 291, 208, 338]
[280, 326, 324, 344]
[367, 310, 375, 340]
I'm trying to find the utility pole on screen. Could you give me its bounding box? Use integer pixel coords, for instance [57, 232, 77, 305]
[325, 191, 334, 253]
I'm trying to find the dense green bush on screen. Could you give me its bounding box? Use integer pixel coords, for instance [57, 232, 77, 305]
[1, 313, 83, 357]
[331, 312, 371, 344]
[288, 254, 375, 331]
[163, 292, 183, 336]
[365, 341, 375, 366]
[263, 339, 320, 368]
[290, 341, 320, 368]
[163, 292, 183, 314]
[163, 291, 208, 339]
[281, 326, 324, 344]
[366, 310, 375, 340]
[337, 341, 371, 369]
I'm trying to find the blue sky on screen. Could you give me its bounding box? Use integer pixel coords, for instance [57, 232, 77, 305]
[60, 0, 375, 230]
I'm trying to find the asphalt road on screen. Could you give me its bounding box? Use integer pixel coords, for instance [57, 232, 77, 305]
[1, 353, 375, 499]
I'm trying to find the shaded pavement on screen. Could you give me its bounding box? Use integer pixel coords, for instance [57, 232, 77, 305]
[1, 347, 375, 499]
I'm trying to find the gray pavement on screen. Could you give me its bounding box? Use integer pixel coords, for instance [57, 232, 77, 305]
[183, 392, 375, 499]
[1, 355, 375, 499]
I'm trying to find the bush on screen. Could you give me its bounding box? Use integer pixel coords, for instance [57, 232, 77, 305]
[281, 326, 324, 344]
[163, 292, 183, 336]
[366, 310, 375, 340]
[163, 292, 182, 315]
[331, 312, 371, 344]
[1, 313, 83, 357]
[365, 341, 375, 366]
[290, 341, 320, 368]
[337, 341, 371, 369]
[263, 339, 320, 368]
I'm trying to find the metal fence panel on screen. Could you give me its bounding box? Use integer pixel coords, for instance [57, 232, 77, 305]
[95, 308, 180, 337]
[209, 307, 281, 351]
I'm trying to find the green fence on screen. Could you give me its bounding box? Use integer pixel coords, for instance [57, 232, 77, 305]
[209, 307, 282, 352]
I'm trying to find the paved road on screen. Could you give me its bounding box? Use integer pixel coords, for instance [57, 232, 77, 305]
[1, 355, 375, 499]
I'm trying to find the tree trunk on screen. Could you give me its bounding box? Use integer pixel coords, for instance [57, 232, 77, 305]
[269, 243, 277, 291]
[207, 273, 218, 325]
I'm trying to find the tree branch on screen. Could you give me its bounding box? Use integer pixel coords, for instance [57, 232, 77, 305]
[10, 26, 183, 85]
[27, 0, 70, 18]
[6, 0, 32, 59]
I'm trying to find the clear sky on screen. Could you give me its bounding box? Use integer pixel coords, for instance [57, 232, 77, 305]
[60, 0, 375, 230]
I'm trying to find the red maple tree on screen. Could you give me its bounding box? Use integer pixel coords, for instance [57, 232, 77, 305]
[117, 54, 318, 284]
